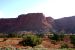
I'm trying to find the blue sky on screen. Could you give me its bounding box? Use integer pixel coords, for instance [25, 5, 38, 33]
[0, 0, 75, 19]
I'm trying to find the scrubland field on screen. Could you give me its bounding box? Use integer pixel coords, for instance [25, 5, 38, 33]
[0, 32, 75, 50]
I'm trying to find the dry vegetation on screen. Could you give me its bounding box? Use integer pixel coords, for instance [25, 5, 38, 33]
[0, 32, 75, 50]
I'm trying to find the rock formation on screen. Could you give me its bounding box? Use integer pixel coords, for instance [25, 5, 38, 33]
[0, 13, 75, 33]
[54, 16, 75, 33]
[0, 13, 52, 33]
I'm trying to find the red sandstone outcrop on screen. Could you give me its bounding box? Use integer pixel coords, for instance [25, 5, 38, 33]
[0, 13, 52, 33]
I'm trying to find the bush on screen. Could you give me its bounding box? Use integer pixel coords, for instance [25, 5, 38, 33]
[70, 35, 75, 47]
[61, 43, 69, 48]
[49, 33, 59, 41]
[59, 34, 64, 41]
[0, 33, 8, 38]
[36, 33, 44, 38]
[19, 35, 42, 47]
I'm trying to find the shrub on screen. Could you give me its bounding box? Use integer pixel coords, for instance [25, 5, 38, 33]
[7, 33, 22, 38]
[0, 33, 8, 38]
[19, 35, 42, 47]
[36, 33, 44, 38]
[59, 34, 64, 41]
[61, 43, 69, 48]
[70, 35, 75, 47]
[49, 33, 59, 41]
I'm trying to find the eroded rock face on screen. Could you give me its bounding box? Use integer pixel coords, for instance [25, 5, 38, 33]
[17, 13, 52, 33]
[0, 18, 17, 33]
[0, 13, 52, 33]
[46, 17, 55, 27]
[46, 17, 55, 31]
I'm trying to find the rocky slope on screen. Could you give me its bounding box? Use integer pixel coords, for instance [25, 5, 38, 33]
[0, 13, 52, 33]
[54, 16, 75, 33]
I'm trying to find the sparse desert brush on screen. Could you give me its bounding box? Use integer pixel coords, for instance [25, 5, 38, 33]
[19, 34, 42, 47]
